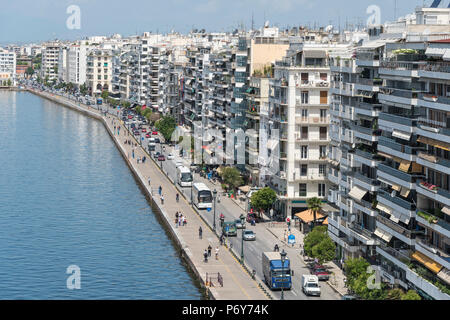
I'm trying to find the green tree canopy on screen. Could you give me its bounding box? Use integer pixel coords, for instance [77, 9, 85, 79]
[303, 226, 328, 258]
[101, 90, 109, 100]
[344, 258, 388, 300]
[401, 290, 421, 300]
[220, 167, 243, 191]
[250, 187, 277, 213]
[25, 67, 34, 75]
[307, 197, 323, 227]
[155, 115, 177, 142]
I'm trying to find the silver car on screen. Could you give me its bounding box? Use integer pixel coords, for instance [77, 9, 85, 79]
[243, 230, 256, 241]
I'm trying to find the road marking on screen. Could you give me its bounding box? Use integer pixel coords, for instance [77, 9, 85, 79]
[292, 290, 298, 296]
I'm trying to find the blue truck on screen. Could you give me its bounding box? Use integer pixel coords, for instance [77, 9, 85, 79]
[262, 252, 292, 290]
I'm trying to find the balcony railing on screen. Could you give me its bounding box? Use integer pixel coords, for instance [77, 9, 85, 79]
[378, 243, 413, 266]
[379, 112, 418, 127]
[417, 210, 450, 233]
[377, 214, 414, 238]
[378, 189, 416, 211]
[378, 163, 423, 183]
[378, 136, 424, 155]
[418, 61, 450, 74]
[354, 172, 381, 187]
[417, 180, 450, 200]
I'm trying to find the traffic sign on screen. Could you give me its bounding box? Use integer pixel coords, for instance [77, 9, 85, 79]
[207, 207, 212, 212]
[288, 234, 296, 245]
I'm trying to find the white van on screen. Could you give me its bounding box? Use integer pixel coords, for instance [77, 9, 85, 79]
[302, 274, 321, 296]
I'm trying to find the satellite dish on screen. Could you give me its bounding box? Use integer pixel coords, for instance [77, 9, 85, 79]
[325, 25, 334, 33]
[264, 21, 270, 28]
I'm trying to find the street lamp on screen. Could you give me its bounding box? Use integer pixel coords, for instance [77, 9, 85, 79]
[280, 249, 287, 300]
[240, 213, 245, 264]
[213, 189, 217, 233]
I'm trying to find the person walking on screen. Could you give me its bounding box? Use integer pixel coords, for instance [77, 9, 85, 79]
[203, 249, 208, 263]
[175, 216, 178, 228]
[207, 245, 212, 257]
[148, 177, 151, 186]
[183, 216, 187, 226]
[158, 186, 162, 196]
[161, 194, 164, 205]
[215, 247, 219, 260]
[176, 193, 180, 203]
[199, 226, 203, 239]
[219, 234, 224, 246]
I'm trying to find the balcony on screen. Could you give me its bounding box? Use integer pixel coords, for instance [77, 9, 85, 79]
[353, 172, 380, 192]
[377, 189, 416, 215]
[416, 118, 450, 144]
[418, 93, 450, 113]
[378, 88, 419, 107]
[378, 136, 424, 161]
[416, 238, 450, 271]
[347, 223, 378, 245]
[379, 61, 422, 78]
[377, 163, 423, 190]
[354, 148, 382, 167]
[417, 152, 450, 175]
[416, 210, 450, 239]
[416, 181, 450, 208]
[376, 214, 416, 240]
[354, 102, 382, 117]
[350, 123, 381, 142]
[417, 61, 450, 80]
[378, 112, 417, 134]
[295, 116, 330, 125]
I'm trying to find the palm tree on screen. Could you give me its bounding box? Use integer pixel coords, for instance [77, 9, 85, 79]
[307, 197, 322, 228]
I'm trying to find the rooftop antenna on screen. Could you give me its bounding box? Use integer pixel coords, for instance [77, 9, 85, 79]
[394, 0, 398, 20]
[251, 12, 254, 31]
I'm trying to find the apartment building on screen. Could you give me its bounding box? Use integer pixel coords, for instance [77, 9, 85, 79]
[67, 44, 88, 86]
[266, 44, 333, 219]
[0, 48, 16, 82]
[41, 42, 60, 81]
[86, 48, 114, 96]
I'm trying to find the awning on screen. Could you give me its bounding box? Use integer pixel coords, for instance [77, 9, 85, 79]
[390, 210, 410, 225]
[399, 160, 411, 173]
[377, 203, 392, 215]
[392, 129, 412, 141]
[295, 209, 326, 223]
[303, 50, 327, 58]
[442, 206, 450, 216]
[425, 47, 447, 57]
[417, 136, 450, 152]
[238, 185, 251, 193]
[322, 217, 329, 225]
[374, 228, 393, 242]
[400, 188, 411, 198]
[390, 214, 400, 224]
[444, 50, 450, 61]
[412, 251, 443, 274]
[348, 186, 368, 201]
[378, 152, 393, 159]
[392, 184, 402, 192]
[437, 268, 450, 285]
[358, 90, 374, 98]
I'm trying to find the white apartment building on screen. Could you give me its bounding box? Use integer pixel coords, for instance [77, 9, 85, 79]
[58, 47, 68, 83]
[0, 48, 16, 82]
[67, 44, 88, 86]
[41, 42, 60, 81]
[86, 48, 114, 96]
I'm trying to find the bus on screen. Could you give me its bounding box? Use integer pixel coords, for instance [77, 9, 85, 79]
[192, 183, 212, 209]
[177, 166, 193, 187]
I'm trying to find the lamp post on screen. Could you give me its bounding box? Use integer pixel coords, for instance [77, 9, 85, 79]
[280, 249, 286, 300]
[213, 189, 217, 233]
[240, 213, 245, 264]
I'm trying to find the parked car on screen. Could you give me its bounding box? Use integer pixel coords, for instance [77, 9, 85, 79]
[152, 131, 158, 135]
[154, 137, 160, 143]
[243, 230, 256, 241]
[342, 294, 358, 300]
[158, 155, 166, 161]
[310, 265, 331, 281]
[167, 153, 174, 160]
[234, 219, 246, 229]
[141, 128, 147, 133]
[145, 133, 151, 138]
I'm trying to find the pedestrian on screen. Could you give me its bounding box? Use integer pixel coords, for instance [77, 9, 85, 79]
[148, 177, 151, 186]
[219, 234, 224, 246]
[142, 156, 146, 163]
[161, 194, 164, 205]
[208, 245, 212, 257]
[158, 186, 162, 196]
[215, 247, 219, 260]
[176, 193, 180, 203]
[175, 217, 178, 228]
[199, 226, 203, 239]
[176, 211, 179, 220]
[204, 249, 208, 263]
[183, 216, 187, 226]
[132, 149, 135, 159]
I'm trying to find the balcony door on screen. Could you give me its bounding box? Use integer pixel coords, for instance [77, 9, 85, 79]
[320, 91, 328, 104]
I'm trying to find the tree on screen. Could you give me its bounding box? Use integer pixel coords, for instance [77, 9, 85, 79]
[344, 258, 387, 300]
[155, 115, 177, 142]
[80, 83, 88, 95]
[25, 67, 34, 76]
[7, 79, 12, 87]
[101, 90, 109, 100]
[307, 197, 323, 228]
[303, 226, 328, 257]
[250, 187, 277, 214]
[401, 290, 421, 300]
[311, 236, 336, 264]
[220, 167, 243, 192]
[386, 288, 404, 300]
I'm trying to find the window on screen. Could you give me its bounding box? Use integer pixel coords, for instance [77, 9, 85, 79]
[320, 91, 328, 104]
[320, 73, 327, 81]
[318, 184, 326, 197]
[299, 184, 307, 197]
[302, 109, 308, 119]
[320, 146, 327, 158]
[301, 146, 308, 159]
[319, 164, 326, 176]
[301, 91, 309, 104]
[301, 127, 308, 140]
[301, 73, 308, 83]
[301, 164, 308, 176]
[320, 127, 327, 140]
[320, 109, 327, 120]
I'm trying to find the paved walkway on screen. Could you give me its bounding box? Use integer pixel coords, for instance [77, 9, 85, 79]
[266, 225, 347, 297]
[31, 89, 269, 300]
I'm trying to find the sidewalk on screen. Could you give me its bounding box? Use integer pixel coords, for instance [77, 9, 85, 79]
[32, 89, 269, 300]
[265, 225, 347, 297]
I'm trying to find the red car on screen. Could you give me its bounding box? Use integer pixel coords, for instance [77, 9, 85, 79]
[145, 133, 151, 138]
[141, 128, 147, 133]
[128, 115, 133, 119]
[157, 155, 166, 161]
[152, 131, 158, 135]
[310, 264, 331, 281]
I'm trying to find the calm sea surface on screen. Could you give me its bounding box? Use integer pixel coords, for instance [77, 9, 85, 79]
[0, 91, 202, 299]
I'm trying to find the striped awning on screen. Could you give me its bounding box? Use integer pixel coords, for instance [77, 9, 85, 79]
[377, 203, 392, 215]
[442, 206, 450, 216]
[417, 136, 450, 152]
[392, 184, 402, 192]
[374, 228, 393, 242]
[399, 160, 411, 173]
[412, 251, 443, 274]
[392, 129, 412, 141]
[390, 210, 410, 225]
[400, 188, 411, 198]
[348, 186, 368, 201]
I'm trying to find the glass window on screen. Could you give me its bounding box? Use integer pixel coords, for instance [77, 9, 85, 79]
[299, 184, 307, 197]
[318, 184, 326, 197]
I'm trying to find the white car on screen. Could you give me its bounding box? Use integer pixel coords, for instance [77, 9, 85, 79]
[175, 160, 184, 167]
[167, 153, 174, 160]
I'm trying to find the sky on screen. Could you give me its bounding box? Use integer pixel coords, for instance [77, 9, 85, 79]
[0, 0, 427, 44]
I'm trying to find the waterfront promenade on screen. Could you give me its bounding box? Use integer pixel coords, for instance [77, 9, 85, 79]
[28, 89, 269, 300]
